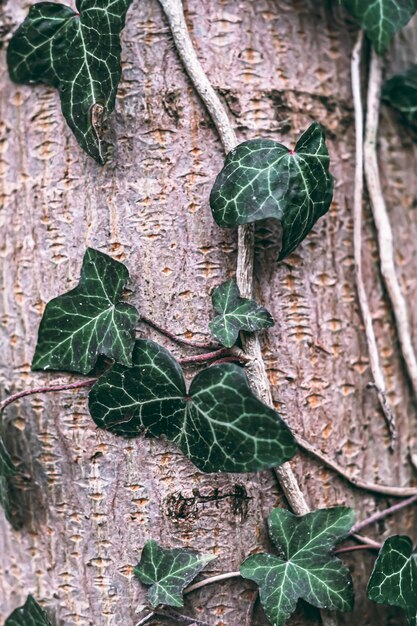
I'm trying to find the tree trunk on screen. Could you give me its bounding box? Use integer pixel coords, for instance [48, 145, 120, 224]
[1, 1, 417, 625]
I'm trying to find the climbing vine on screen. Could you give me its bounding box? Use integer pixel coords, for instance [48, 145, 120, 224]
[3, 0, 417, 625]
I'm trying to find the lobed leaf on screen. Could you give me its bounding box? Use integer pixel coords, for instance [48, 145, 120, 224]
[7, 0, 133, 162]
[88, 339, 297, 473]
[383, 64, 417, 125]
[210, 123, 333, 260]
[5, 595, 52, 626]
[240, 507, 355, 626]
[32, 248, 139, 375]
[134, 540, 215, 608]
[367, 535, 417, 625]
[341, 0, 417, 54]
[209, 280, 274, 347]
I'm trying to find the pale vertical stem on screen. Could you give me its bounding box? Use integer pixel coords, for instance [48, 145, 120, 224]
[364, 50, 417, 400]
[351, 31, 396, 443]
[157, 0, 310, 518]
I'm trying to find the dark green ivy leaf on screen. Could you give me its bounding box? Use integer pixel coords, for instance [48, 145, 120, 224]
[7, 0, 133, 163]
[134, 540, 215, 608]
[0, 437, 17, 523]
[383, 65, 417, 125]
[88, 339, 297, 473]
[210, 123, 333, 260]
[367, 535, 417, 625]
[341, 0, 417, 54]
[209, 280, 274, 347]
[5, 595, 52, 626]
[32, 248, 139, 375]
[240, 507, 355, 626]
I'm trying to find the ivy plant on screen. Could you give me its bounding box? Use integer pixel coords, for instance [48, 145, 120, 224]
[32, 248, 139, 375]
[209, 280, 274, 348]
[134, 540, 215, 608]
[367, 535, 417, 625]
[210, 123, 333, 260]
[240, 507, 355, 626]
[383, 65, 417, 125]
[7, 0, 133, 163]
[5, 596, 52, 626]
[341, 0, 417, 54]
[0, 438, 16, 524]
[88, 339, 297, 473]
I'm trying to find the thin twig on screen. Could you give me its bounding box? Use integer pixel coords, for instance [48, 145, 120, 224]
[334, 543, 380, 555]
[351, 493, 417, 534]
[296, 433, 417, 497]
[139, 316, 220, 350]
[184, 571, 241, 595]
[364, 49, 417, 400]
[351, 30, 396, 443]
[0, 379, 97, 414]
[179, 348, 232, 365]
[352, 533, 382, 549]
[157, 0, 310, 519]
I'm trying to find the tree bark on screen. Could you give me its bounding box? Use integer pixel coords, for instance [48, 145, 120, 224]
[1, 1, 417, 625]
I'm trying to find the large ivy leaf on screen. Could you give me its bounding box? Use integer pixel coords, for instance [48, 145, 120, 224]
[341, 0, 417, 54]
[240, 507, 355, 626]
[0, 437, 16, 523]
[5, 595, 52, 626]
[7, 0, 133, 163]
[32, 248, 139, 375]
[88, 339, 297, 473]
[134, 540, 215, 608]
[367, 535, 417, 625]
[383, 65, 417, 125]
[209, 280, 274, 348]
[210, 123, 333, 260]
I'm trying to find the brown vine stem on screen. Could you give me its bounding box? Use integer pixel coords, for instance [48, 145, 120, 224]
[139, 316, 220, 350]
[157, 0, 310, 521]
[334, 543, 380, 556]
[0, 379, 97, 414]
[351, 31, 396, 443]
[351, 492, 417, 534]
[296, 433, 417, 497]
[364, 49, 417, 400]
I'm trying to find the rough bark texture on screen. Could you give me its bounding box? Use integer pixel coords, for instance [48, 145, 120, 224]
[1, 1, 417, 625]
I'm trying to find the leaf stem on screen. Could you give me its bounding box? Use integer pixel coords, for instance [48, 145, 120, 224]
[178, 348, 233, 365]
[364, 48, 417, 400]
[351, 30, 396, 443]
[184, 571, 241, 594]
[139, 316, 220, 350]
[0, 379, 97, 414]
[334, 544, 380, 556]
[351, 493, 417, 535]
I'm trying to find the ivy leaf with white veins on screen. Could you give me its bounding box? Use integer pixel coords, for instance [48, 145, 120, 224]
[341, 0, 417, 55]
[5, 595, 52, 626]
[210, 123, 333, 260]
[7, 0, 133, 163]
[88, 339, 297, 473]
[367, 535, 417, 625]
[240, 507, 355, 626]
[32, 248, 139, 375]
[0, 437, 17, 523]
[383, 65, 417, 125]
[209, 280, 274, 348]
[134, 540, 215, 608]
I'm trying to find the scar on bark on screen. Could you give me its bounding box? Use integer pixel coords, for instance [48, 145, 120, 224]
[166, 484, 252, 521]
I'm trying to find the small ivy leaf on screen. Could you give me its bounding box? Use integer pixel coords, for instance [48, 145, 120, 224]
[383, 65, 417, 126]
[5, 595, 52, 626]
[209, 123, 333, 260]
[341, 0, 417, 55]
[0, 437, 16, 523]
[209, 280, 274, 348]
[88, 339, 297, 473]
[240, 507, 355, 626]
[32, 248, 139, 375]
[7, 0, 133, 163]
[134, 540, 215, 608]
[367, 535, 417, 625]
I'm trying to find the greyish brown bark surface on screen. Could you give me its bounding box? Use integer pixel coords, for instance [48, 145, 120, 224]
[1, 1, 417, 625]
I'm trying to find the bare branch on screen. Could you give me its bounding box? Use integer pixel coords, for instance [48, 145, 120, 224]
[0, 379, 97, 414]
